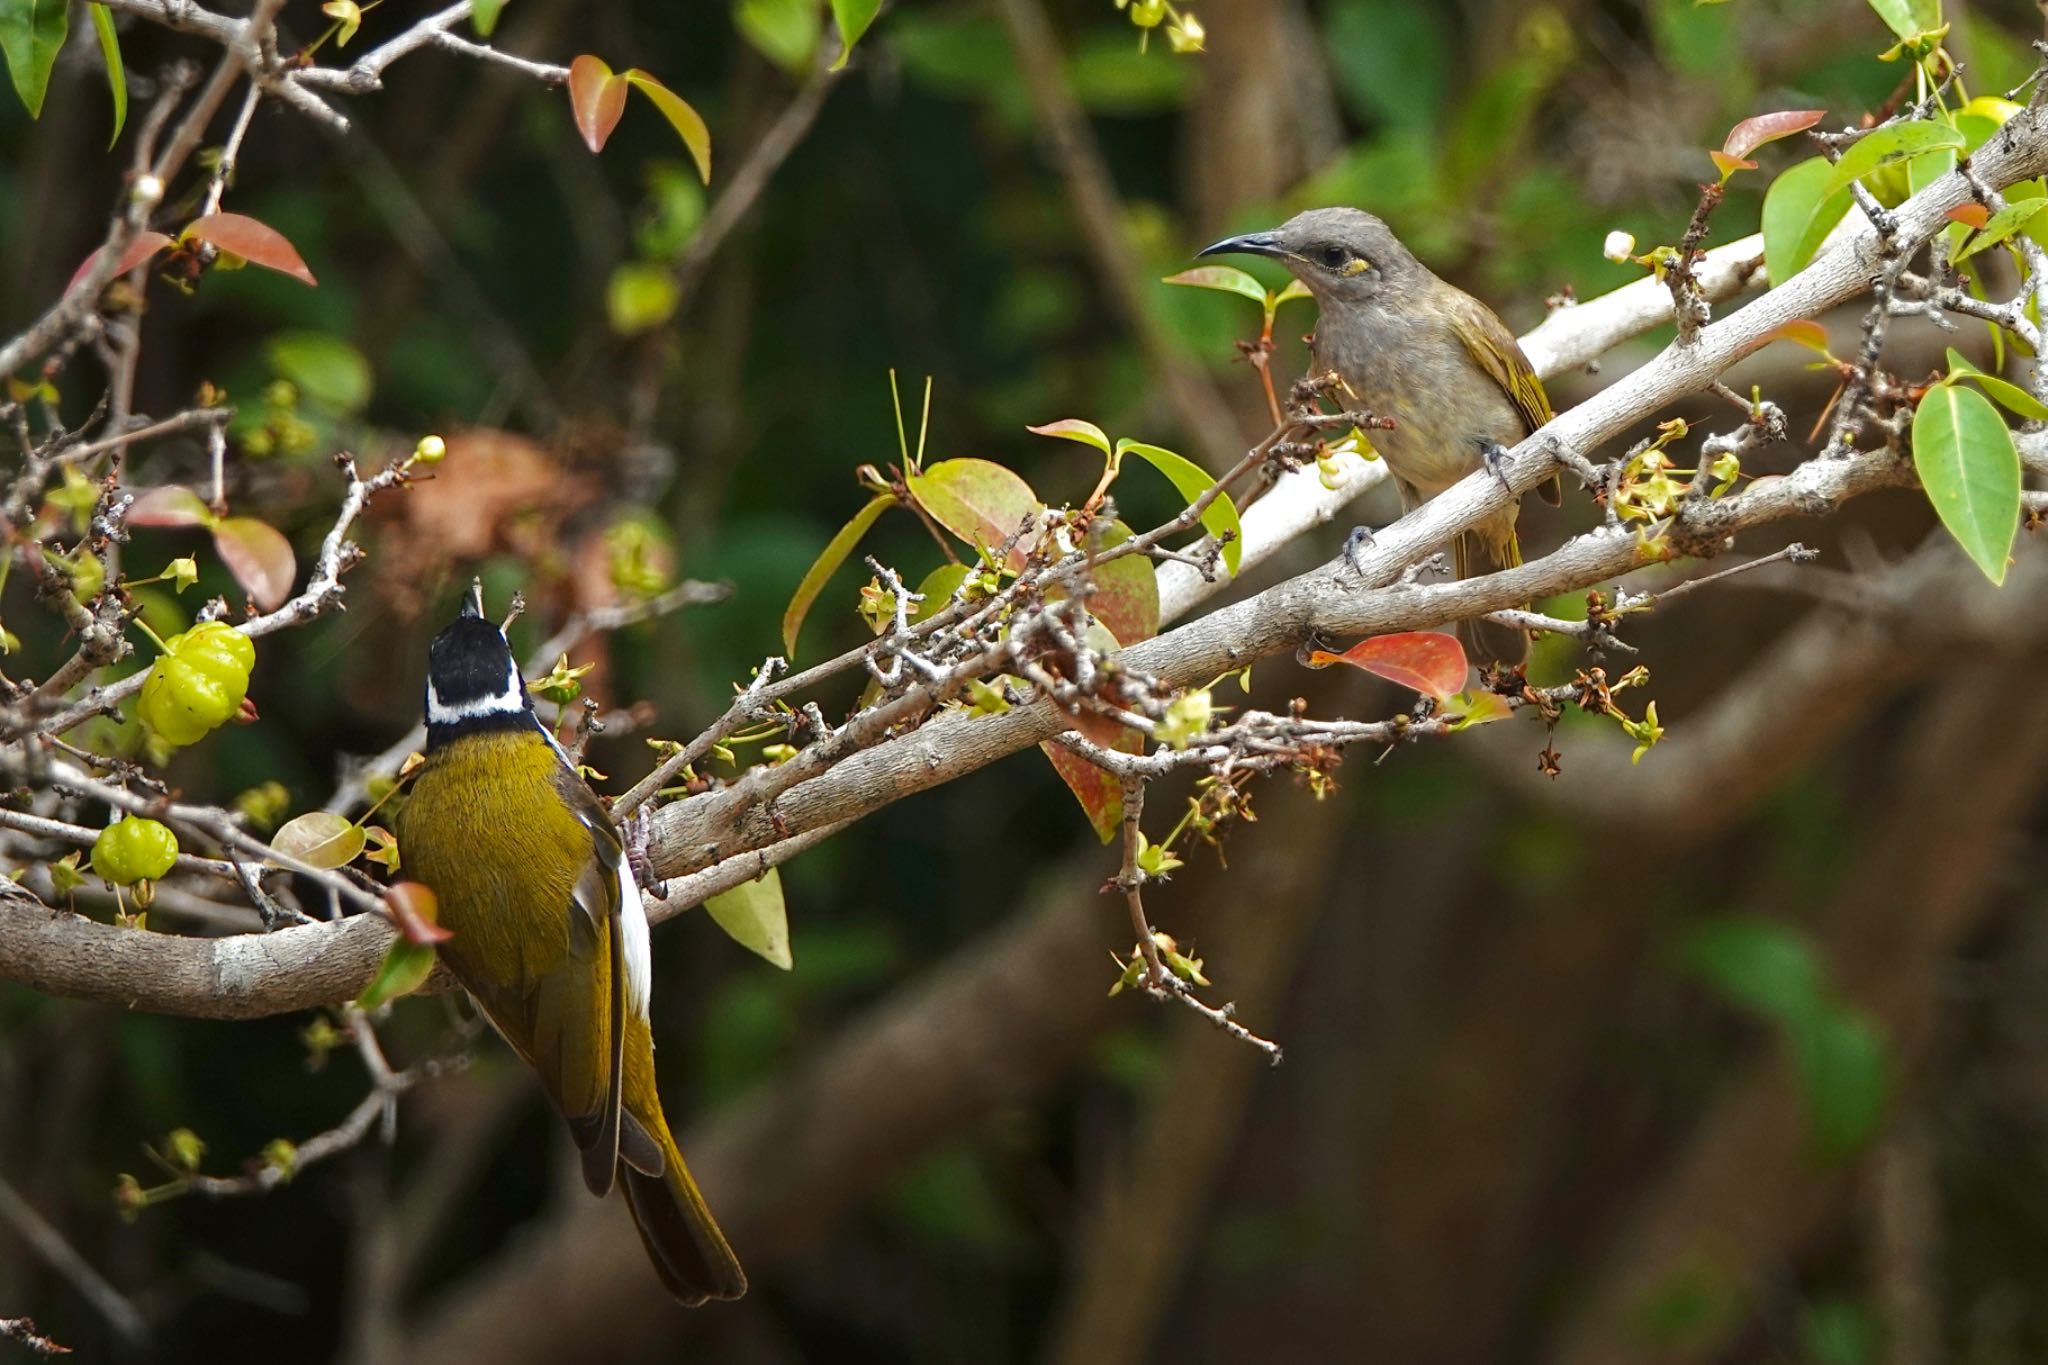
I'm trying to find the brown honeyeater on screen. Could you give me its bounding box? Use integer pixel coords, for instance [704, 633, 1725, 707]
[1200, 206, 1562, 664]
[395, 586, 744, 1305]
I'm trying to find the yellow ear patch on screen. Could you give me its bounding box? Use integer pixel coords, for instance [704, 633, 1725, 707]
[1341, 257, 1372, 277]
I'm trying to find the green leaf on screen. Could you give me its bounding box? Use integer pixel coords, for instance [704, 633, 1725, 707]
[783, 494, 893, 657]
[1943, 347, 2048, 420]
[1790, 1004, 1889, 1161]
[623, 71, 711, 184]
[1951, 197, 2048, 262]
[605, 261, 679, 334]
[1911, 382, 2021, 585]
[266, 331, 371, 413]
[87, 4, 124, 146]
[735, 0, 818, 73]
[271, 812, 366, 870]
[828, 0, 881, 68]
[357, 939, 437, 1009]
[1762, 157, 1854, 284]
[1159, 265, 1268, 307]
[909, 562, 972, 624]
[706, 867, 792, 970]
[1821, 120, 1964, 200]
[1680, 915, 1823, 1024]
[1865, 0, 1942, 43]
[1113, 440, 1241, 576]
[1024, 417, 1113, 459]
[0, 0, 67, 118]
[470, 0, 506, 38]
[905, 458, 1042, 570]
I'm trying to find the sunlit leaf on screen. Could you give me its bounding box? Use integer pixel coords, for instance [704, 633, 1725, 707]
[706, 867, 792, 970]
[357, 939, 436, 1009]
[783, 493, 894, 657]
[1708, 150, 1755, 178]
[1761, 156, 1853, 284]
[67, 230, 174, 294]
[385, 880, 452, 945]
[128, 485, 215, 528]
[266, 331, 371, 413]
[1820, 120, 1963, 199]
[1160, 264, 1268, 306]
[567, 54, 627, 154]
[1911, 382, 2020, 585]
[213, 516, 297, 609]
[1760, 319, 1832, 354]
[1305, 630, 1468, 700]
[183, 212, 318, 286]
[1865, 0, 1942, 43]
[905, 458, 1041, 570]
[1951, 197, 2048, 262]
[1945, 202, 1990, 228]
[1114, 440, 1241, 576]
[623, 70, 712, 183]
[271, 811, 365, 870]
[1720, 108, 1826, 161]
[88, 3, 124, 146]
[0, 0, 67, 118]
[1442, 690, 1512, 730]
[828, 0, 882, 68]
[1025, 417, 1113, 459]
[1943, 347, 2048, 420]
[321, 0, 362, 46]
[470, 0, 505, 37]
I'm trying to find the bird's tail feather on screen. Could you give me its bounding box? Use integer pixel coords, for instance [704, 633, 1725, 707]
[620, 1105, 746, 1306]
[1453, 528, 1530, 666]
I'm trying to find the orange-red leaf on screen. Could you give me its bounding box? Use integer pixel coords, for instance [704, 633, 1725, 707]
[1946, 202, 1991, 228]
[1041, 732, 1140, 843]
[1722, 108, 1826, 160]
[386, 880, 453, 945]
[1761, 318, 1832, 354]
[184, 213, 317, 286]
[128, 485, 214, 528]
[67, 230, 174, 293]
[1306, 630, 1468, 700]
[568, 54, 627, 154]
[212, 516, 296, 610]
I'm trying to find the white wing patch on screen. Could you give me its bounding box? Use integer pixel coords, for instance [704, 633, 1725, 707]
[615, 845, 653, 1019]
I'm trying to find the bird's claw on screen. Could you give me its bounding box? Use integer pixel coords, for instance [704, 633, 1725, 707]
[1342, 525, 1376, 575]
[1476, 437, 1516, 493]
[620, 808, 665, 898]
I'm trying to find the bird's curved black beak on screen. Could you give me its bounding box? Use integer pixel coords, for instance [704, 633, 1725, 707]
[1196, 230, 1284, 260]
[460, 577, 484, 619]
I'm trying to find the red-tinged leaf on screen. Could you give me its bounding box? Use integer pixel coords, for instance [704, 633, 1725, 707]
[782, 492, 894, 657]
[183, 213, 316, 286]
[1306, 630, 1468, 700]
[1947, 202, 1991, 228]
[212, 516, 295, 610]
[1721, 108, 1827, 160]
[386, 880, 453, 945]
[1057, 521, 1157, 648]
[1709, 150, 1757, 178]
[1041, 732, 1141, 843]
[1025, 418, 1113, 458]
[270, 811, 366, 870]
[623, 70, 711, 183]
[568, 54, 627, 154]
[67, 230, 174, 293]
[128, 485, 214, 528]
[1160, 265, 1268, 305]
[1762, 319, 1832, 354]
[905, 457, 1042, 571]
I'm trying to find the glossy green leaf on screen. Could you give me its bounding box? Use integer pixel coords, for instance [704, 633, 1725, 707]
[1911, 382, 2020, 585]
[213, 516, 297, 610]
[906, 458, 1041, 569]
[0, 0, 67, 118]
[910, 562, 972, 624]
[271, 812, 366, 870]
[1114, 440, 1241, 576]
[706, 867, 792, 970]
[1951, 197, 2048, 262]
[1944, 347, 2048, 420]
[1159, 265, 1267, 306]
[1821, 120, 1963, 199]
[783, 493, 893, 657]
[1680, 915, 1822, 1023]
[266, 331, 371, 413]
[828, 0, 881, 68]
[357, 939, 437, 1009]
[470, 0, 506, 38]
[1790, 1005, 1889, 1161]
[88, 3, 124, 146]
[623, 71, 711, 184]
[1762, 156, 1854, 284]
[1865, 0, 1941, 42]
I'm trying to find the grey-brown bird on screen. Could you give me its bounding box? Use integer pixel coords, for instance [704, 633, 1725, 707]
[1200, 207, 1560, 664]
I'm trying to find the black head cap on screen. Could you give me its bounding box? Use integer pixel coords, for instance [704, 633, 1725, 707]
[423, 581, 531, 745]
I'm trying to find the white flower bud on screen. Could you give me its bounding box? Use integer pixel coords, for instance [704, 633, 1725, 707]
[131, 174, 164, 210]
[1602, 229, 1636, 263]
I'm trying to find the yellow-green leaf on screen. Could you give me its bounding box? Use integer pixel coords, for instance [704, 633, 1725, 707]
[783, 493, 894, 657]
[905, 458, 1042, 570]
[828, 0, 881, 68]
[271, 811, 366, 870]
[88, 3, 124, 146]
[357, 939, 436, 1009]
[624, 70, 711, 184]
[1762, 157, 1853, 283]
[1821, 120, 1963, 200]
[705, 867, 791, 969]
[1114, 440, 1241, 576]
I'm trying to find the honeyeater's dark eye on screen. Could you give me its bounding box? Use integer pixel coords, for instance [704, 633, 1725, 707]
[1318, 245, 1349, 269]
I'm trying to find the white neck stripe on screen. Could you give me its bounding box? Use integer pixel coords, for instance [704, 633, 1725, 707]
[426, 675, 526, 726]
